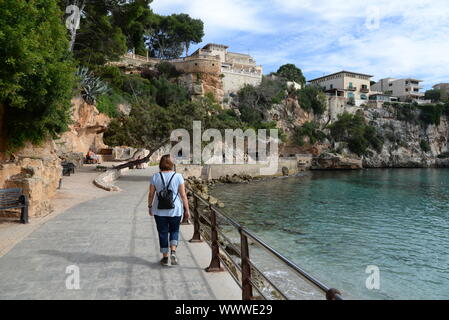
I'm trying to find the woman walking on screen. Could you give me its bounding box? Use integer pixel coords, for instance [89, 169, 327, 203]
[148, 155, 190, 266]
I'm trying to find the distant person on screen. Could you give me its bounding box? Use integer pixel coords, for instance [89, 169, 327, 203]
[148, 155, 190, 266]
[86, 149, 100, 164]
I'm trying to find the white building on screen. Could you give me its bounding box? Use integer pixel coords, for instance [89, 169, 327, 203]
[371, 78, 424, 102]
[190, 43, 263, 95]
[308, 71, 373, 106]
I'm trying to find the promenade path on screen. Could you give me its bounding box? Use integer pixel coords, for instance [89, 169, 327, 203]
[0, 168, 241, 300]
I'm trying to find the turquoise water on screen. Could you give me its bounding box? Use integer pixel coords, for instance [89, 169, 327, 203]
[211, 169, 449, 300]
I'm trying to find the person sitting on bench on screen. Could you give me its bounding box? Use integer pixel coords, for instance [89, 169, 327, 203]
[86, 149, 100, 164]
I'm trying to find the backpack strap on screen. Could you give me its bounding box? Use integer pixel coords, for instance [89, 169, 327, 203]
[166, 173, 177, 190]
[159, 172, 167, 191]
[167, 173, 179, 202]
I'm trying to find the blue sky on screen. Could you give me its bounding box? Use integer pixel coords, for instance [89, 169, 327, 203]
[151, 0, 449, 90]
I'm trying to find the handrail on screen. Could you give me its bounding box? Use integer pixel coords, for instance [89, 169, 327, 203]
[186, 186, 343, 300]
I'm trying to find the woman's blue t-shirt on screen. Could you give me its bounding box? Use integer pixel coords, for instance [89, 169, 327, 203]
[151, 171, 185, 217]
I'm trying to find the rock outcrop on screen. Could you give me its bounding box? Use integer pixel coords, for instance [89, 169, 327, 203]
[312, 153, 363, 170]
[178, 73, 224, 103]
[54, 96, 111, 162]
[362, 107, 449, 168]
[0, 139, 61, 218]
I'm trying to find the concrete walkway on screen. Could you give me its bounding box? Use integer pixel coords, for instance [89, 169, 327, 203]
[0, 168, 241, 300]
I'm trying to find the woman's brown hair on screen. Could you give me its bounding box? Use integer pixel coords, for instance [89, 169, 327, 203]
[159, 154, 174, 171]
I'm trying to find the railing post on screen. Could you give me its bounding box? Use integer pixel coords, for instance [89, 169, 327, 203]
[326, 288, 342, 300]
[189, 196, 203, 243]
[205, 205, 224, 272]
[240, 229, 253, 300]
[20, 195, 28, 224]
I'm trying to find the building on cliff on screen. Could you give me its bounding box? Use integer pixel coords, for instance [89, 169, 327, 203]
[174, 43, 263, 96]
[308, 71, 373, 106]
[115, 44, 263, 102]
[371, 78, 427, 103]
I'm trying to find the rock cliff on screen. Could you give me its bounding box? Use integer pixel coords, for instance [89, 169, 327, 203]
[54, 96, 111, 164]
[261, 95, 449, 169]
[0, 140, 61, 218]
[1, 97, 112, 218]
[362, 107, 449, 168]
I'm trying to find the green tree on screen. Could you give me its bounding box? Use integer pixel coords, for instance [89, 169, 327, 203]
[145, 14, 184, 59]
[276, 64, 306, 87]
[297, 86, 327, 115]
[424, 89, 442, 102]
[73, 9, 127, 66]
[104, 100, 211, 169]
[171, 13, 204, 57]
[111, 0, 156, 55]
[329, 112, 383, 156]
[0, 0, 75, 151]
[293, 122, 326, 146]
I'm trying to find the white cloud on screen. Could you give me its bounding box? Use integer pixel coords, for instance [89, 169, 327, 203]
[151, 0, 272, 37]
[151, 0, 449, 86]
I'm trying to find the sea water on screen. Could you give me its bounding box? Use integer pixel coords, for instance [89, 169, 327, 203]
[211, 169, 449, 300]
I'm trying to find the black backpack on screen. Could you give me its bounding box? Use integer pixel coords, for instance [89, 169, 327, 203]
[157, 172, 178, 210]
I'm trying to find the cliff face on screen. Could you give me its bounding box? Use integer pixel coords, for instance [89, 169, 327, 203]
[363, 107, 449, 168]
[263, 96, 449, 168]
[178, 73, 224, 103]
[54, 96, 111, 163]
[0, 97, 112, 218]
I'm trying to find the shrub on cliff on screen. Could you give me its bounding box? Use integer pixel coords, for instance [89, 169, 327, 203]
[329, 112, 383, 156]
[0, 0, 75, 151]
[297, 86, 327, 115]
[419, 104, 444, 126]
[238, 77, 286, 110]
[420, 140, 431, 153]
[293, 122, 326, 146]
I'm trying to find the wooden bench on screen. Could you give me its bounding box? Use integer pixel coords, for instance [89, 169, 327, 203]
[62, 162, 76, 176]
[0, 188, 29, 224]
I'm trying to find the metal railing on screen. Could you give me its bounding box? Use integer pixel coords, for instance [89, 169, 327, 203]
[186, 187, 343, 301]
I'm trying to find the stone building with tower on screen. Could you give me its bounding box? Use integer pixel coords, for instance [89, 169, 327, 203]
[116, 43, 263, 102]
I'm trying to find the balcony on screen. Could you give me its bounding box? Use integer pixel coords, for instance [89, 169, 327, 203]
[360, 87, 370, 93]
[347, 86, 357, 91]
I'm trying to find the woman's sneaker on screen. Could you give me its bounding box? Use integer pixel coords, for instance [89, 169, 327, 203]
[160, 257, 169, 266]
[170, 252, 179, 265]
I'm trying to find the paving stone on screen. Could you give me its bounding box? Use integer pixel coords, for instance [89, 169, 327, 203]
[0, 169, 241, 300]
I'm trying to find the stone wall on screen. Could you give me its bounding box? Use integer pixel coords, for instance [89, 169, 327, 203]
[176, 159, 301, 180]
[172, 57, 221, 75]
[222, 71, 262, 95]
[0, 139, 61, 218]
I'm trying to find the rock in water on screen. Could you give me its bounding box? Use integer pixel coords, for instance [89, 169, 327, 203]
[312, 153, 363, 170]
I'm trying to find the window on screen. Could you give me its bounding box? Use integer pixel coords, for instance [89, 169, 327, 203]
[361, 94, 367, 100]
[348, 92, 355, 99]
